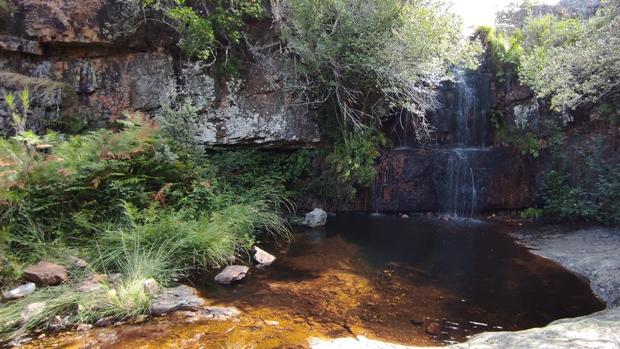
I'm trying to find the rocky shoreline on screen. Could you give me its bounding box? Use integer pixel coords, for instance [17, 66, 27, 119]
[509, 225, 620, 307]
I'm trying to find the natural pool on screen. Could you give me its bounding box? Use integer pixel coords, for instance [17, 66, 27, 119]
[25, 214, 605, 348]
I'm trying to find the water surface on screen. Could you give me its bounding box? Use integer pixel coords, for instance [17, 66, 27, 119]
[25, 214, 605, 348]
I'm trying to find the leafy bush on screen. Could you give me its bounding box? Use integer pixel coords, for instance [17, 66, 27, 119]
[326, 132, 386, 201]
[518, 1, 620, 112]
[475, 26, 524, 85]
[520, 207, 543, 220]
[0, 105, 294, 339]
[139, 0, 264, 61]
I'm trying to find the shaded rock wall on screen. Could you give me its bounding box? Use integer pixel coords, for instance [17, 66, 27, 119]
[0, 0, 320, 147]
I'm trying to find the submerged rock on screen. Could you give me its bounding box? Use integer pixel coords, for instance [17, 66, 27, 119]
[24, 262, 68, 286]
[303, 208, 328, 228]
[253, 246, 276, 266]
[150, 285, 205, 316]
[3, 283, 36, 300]
[214, 265, 249, 285]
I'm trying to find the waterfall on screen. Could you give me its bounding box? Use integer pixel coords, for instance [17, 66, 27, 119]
[445, 149, 477, 217]
[438, 70, 490, 218]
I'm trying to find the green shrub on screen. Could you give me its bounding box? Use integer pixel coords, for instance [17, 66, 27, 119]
[326, 131, 386, 201]
[520, 207, 543, 220]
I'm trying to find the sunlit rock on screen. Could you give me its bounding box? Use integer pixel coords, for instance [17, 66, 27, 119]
[3, 283, 36, 300]
[214, 265, 249, 285]
[150, 285, 205, 316]
[24, 261, 68, 286]
[253, 246, 276, 266]
[303, 208, 328, 228]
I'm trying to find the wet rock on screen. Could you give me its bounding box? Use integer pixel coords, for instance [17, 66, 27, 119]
[48, 315, 70, 331]
[95, 317, 114, 327]
[74, 323, 92, 332]
[3, 283, 36, 300]
[24, 262, 68, 286]
[132, 315, 148, 324]
[423, 318, 442, 335]
[511, 227, 620, 307]
[303, 208, 328, 228]
[253, 246, 276, 266]
[142, 278, 160, 296]
[202, 306, 241, 320]
[150, 285, 205, 316]
[20, 302, 46, 325]
[214, 265, 249, 285]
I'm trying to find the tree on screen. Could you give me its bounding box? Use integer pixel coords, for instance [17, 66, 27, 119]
[281, 0, 481, 140]
[518, 0, 620, 113]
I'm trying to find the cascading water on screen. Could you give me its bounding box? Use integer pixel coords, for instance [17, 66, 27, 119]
[373, 68, 493, 216]
[436, 69, 491, 218]
[444, 149, 478, 217]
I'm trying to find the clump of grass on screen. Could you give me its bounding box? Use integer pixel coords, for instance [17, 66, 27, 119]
[0, 243, 172, 341]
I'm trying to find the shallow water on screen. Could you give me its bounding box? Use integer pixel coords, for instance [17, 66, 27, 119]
[25, 215, 605, 348]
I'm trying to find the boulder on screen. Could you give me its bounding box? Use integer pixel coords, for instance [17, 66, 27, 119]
[68, 256, 88, 268]
[214, 265, 249, 285]
[303, 208, 328, 228]
[150, 285, 206, 316]
[20, 302, 46, 325]
[143, 278, 160, 296]
[253, 246, 276, 266]
[77, 274, 107, 293]
[3, 283, 36, 300]
[24, 262, 68, 286]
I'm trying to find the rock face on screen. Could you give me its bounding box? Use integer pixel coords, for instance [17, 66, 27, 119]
[3, 282, 35, 299]
[511, 226, 620, 307]
[150, 285, 205, 316]
[214, 265, 249, 285]
[0, 0, 321, 147]
[310, 308, 620, 349]
[24, 261, 68, 285]
[253, 246, 276, 266]
[374, 148, 536, 213]
[303, 208, 328, 228]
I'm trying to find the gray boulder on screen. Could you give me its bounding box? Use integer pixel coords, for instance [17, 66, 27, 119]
[3, 283, 36, 300]
[150, 285, 205, 316]
[303, 208, 328, 228]
[253, 246, 276, 266]
[214, 265, 249, 285]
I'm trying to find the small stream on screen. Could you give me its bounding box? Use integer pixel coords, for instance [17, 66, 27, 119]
[28, 215, 605, 349]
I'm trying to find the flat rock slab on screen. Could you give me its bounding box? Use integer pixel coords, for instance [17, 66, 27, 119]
[3, 283, 36, 300]
[214, 265, 249, 285]
[24, 261, 68, 285]
[511, 226, 620, 307]
[150, 285, 206, 316]
[311, 308, 620, 349]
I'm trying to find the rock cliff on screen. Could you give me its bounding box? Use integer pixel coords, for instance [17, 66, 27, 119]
[0, 0, 320, 147]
